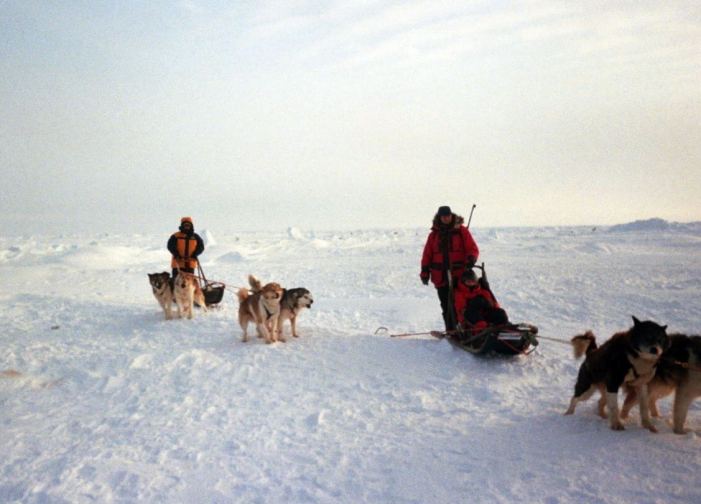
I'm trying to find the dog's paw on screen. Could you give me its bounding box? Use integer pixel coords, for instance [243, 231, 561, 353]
[644, 424, 658, 433]
[610, 421, 625, 431]
[642, 418, 658, 433]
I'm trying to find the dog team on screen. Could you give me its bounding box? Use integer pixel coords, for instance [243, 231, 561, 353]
[149, 217, 314, 341]
[148, 216, 699, 434]
[565, 316, 701, 435]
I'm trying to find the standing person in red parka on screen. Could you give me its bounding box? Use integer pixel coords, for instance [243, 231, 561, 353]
[420, 206, 479, 332]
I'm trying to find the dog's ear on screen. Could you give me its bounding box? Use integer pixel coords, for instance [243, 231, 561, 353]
[632, 316, 641, 327]
[662, 325, 668, 331]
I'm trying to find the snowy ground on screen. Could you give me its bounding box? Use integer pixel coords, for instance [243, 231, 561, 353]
[1, 220, 700, 503]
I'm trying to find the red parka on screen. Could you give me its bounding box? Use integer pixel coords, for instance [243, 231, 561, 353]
[420, 215, 479, 288]
[453, 282, 499, 329]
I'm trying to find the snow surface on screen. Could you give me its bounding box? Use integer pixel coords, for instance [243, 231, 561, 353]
[1, 222, 701, 503]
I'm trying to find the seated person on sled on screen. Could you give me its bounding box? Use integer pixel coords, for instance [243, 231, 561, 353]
[453, 268, 508, 336]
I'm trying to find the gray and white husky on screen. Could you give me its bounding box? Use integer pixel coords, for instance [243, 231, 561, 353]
[148, 272, 174, 320]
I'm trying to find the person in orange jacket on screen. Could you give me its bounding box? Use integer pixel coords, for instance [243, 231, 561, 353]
[420, 205, 479, 332]
[167, 217, 205, 279]
[453, 268, 508, 334]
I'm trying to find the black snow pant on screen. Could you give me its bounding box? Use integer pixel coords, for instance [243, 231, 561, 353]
[436, 285, 456, 332]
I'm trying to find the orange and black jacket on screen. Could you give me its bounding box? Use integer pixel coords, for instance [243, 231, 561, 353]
[167, 231, 204, 270]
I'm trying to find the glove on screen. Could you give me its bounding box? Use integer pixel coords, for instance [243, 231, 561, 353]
[467, 256, 476, 268]
[421, 277, 429, 286]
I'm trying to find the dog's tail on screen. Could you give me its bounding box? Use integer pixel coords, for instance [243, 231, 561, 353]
[237, 288, 250, 303]
[248, 275, 263, 293]
[571, 330, 597, 359]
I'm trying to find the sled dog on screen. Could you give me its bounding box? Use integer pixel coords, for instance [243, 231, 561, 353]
[173, 271, 207, 320]
[237, 275, 284, 343]
[278, 288, 314, 340]
[564, 317, 669, 432]
[148, 272, 174, 320]
[621, 333, 701, 434]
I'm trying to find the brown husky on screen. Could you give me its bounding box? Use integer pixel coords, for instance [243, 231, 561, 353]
[173, 271, 207, 320]
[246, 277, 314, 341]
[237, 275, 283, 343]
[621, 333, 701, 434]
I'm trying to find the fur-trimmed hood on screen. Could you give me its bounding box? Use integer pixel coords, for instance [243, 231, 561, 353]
[431, 213, 464, 231]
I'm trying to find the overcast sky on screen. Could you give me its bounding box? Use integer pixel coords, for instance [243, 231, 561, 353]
[2, 0, 700, 234]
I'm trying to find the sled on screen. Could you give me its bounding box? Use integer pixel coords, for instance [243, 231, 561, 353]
[444, 262, 538, 355]
[442, 323, 539, 356]
[197, 263, 225, 306]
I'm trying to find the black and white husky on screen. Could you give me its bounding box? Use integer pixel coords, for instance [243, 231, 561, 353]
[564, 317, 669, 432]
[278, 288, 314, 339]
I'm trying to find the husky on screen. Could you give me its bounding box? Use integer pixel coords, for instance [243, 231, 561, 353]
[237, 275, 283, 343]
[148, 272, 174, 320]
[277, 288, 314, 340]
[564, 317, 669, 432]
[621, 333, 701, 434]
[173, 271, 207, 320]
